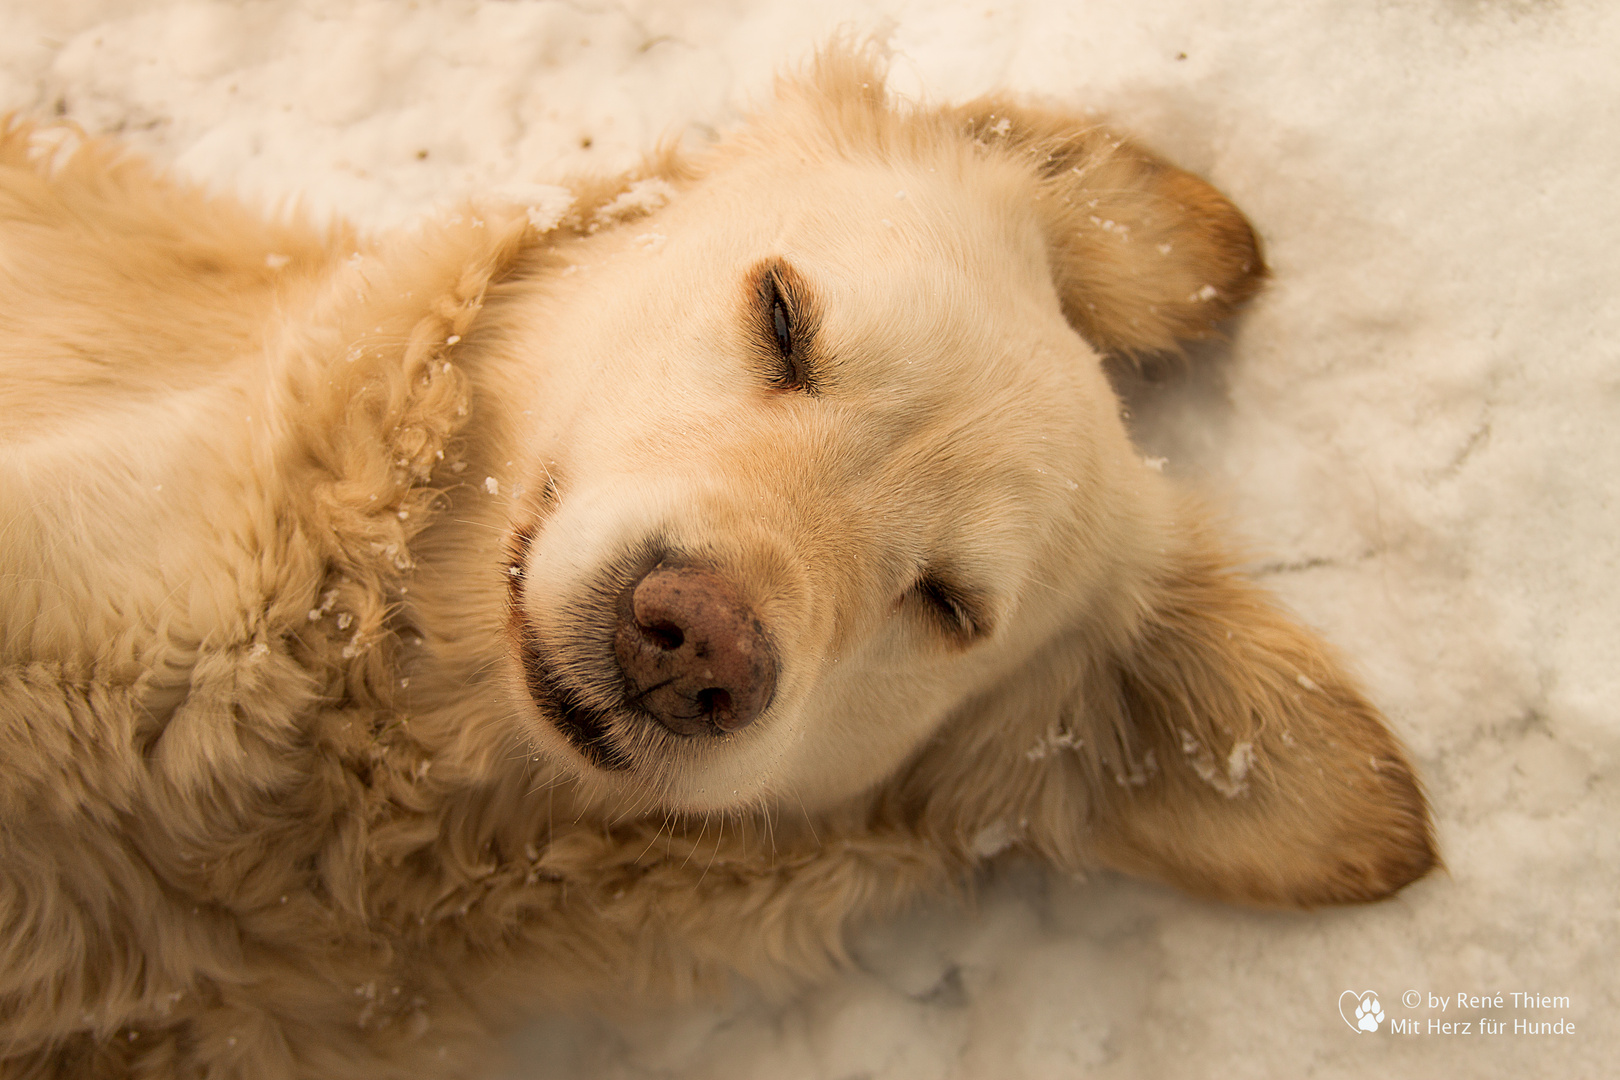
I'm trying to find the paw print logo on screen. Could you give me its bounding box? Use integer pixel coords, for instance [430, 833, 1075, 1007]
[1338, 990, 1385, 1033]
[1356, 994, 1385, 1031]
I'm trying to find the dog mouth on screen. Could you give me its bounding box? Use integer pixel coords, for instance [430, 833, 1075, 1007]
[514, 624, 633, 772]
[505, 518, 638, 772]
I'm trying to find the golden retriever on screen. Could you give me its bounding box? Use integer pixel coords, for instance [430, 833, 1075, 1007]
[0, 45, 1436, 1079]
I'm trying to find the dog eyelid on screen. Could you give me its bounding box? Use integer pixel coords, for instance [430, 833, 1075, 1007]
[753, 261, 816, 393]
[764, 271, 803, 389]
[910, 572, 989, 645]
[770, 290, 792, 357]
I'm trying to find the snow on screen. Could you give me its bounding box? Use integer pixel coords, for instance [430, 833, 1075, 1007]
[4, 0, 1615, 1076]
[1179, 729, 1253, 798]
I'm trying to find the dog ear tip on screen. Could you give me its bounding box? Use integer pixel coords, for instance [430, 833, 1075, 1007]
[1368, 846, 1442, 903]
[1200, 805, 1442, 910]
[1292, 831, 1441, 909]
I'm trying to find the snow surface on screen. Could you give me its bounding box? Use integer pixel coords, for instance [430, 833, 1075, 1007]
[4, 1, 1615, 1076]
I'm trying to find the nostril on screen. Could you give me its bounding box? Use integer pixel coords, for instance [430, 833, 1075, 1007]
[640, 620, 684, 651]
[694, 687, 732, 717]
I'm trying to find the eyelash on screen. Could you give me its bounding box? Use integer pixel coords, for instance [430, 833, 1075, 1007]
[909, 573, 986, 644]
[760, 270, 809, 392]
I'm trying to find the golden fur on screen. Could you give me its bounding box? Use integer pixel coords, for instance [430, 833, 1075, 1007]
[0, 47, 1435, 1078]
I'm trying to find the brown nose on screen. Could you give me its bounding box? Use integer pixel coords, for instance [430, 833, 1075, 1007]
[612, 564, 777, 736]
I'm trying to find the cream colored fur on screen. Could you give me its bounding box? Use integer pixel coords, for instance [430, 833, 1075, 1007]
[0, 48, 1435, 1079]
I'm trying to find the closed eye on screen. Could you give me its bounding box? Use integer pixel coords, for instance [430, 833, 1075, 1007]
[749, 259, 819, 393]
[769, 282, 792, 358]
[907, 572, 990, 646]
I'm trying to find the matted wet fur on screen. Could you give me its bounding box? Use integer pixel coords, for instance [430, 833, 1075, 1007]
[0, 46, 1436, 1079]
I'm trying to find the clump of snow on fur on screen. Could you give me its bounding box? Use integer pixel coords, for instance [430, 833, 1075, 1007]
[1179, 729, 1254, 798]
[970, 819, 1020, 858]
[486, 182, 574, 234]
[1112, 748, 1158, 788]
[306, 588, 338, 622]
[1225, 742, 1255, 787]
[591, 178, 675, 229]
[24, 126, 82, 175]
[488, 188, 570, 235]
[1025, 724, 1083, 761]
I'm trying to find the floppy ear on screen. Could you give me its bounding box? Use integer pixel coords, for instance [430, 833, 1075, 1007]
[1067, 517, 1438, 907]
[889, 511, 1436, 909]
[942, 97, 1267, 356]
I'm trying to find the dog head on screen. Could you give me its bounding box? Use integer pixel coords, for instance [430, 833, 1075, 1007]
[483, 48, 1433, 906]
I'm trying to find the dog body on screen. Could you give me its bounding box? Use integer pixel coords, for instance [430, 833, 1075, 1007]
[0, 52, 1435, 1078]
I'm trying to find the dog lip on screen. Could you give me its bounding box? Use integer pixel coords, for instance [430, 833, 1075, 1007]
[505, 510, 634, 773]
[516, 635, 633, 772]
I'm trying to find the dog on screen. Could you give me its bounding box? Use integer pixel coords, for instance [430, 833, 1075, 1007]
[0, 45, 1436, 1079]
